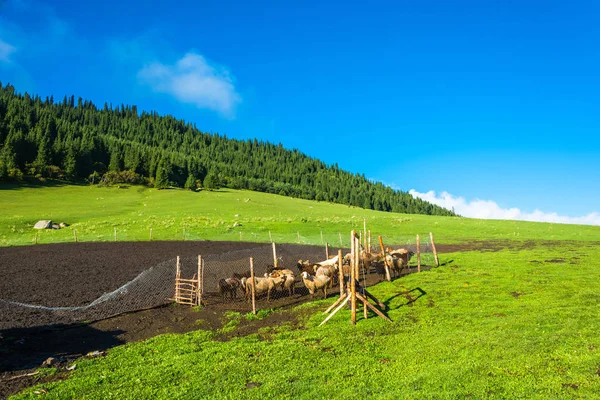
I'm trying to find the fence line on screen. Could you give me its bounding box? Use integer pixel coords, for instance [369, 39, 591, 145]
[1, 237, 440, 329]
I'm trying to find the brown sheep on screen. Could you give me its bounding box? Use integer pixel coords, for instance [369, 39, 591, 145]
[218, 278, 241, 300]
[269, 269, 296, 296]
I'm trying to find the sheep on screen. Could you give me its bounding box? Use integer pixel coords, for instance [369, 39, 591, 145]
[233, 271, 252, 281]
[360, 250, 384, 274]
[314, 264, 338, 288]
[301, 271, 331, 299]
[269, 269, 296, 296]
[316, 255, 339, 267]
[218, 277, 241, 300]
[388, 248, 414, 271]
[297, 259, 316, 275]
[243, 274, 285, 301]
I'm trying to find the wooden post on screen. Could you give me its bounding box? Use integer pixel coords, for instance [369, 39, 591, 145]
[416, 234, 421, 273]
[338, 249, 344, 296]
[363, 218, 367, 251]
[175, 256, 181, 301]
[114, 227, 117, 241]
[272, 242, 278, 268]
[339, 232, 343, 246]
[196, 255, 204, 306]
[430, 232, 440, 267]
[325, 242, 329, 259]
[201, 257, 205, 305]
[321, 230, 324, 244]
[319, 293, 349, 326]
[363, 240, 368, 322]
[378, 236, 392, 281]
[250, 257, 257, 315]
[73, 229, 77, 243]
[350, 231, 357, 325]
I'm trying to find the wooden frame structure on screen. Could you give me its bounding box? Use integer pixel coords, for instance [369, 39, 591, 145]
[173, 255, 203, 306]
[320, 231, 391, 326]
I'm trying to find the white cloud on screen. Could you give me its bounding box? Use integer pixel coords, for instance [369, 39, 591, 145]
[138, 52, 241, 118]
[0, 39, 16, 62]
[409, 189, 600, 226]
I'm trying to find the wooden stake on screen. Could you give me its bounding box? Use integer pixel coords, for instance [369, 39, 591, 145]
[416, 234, 421, 272]
[338, 249, 344, 297]
[325, 242, 329, 259]
[378, 236, 392, 281]
[200, 257, 205, 305]
[250, 257, 257, 315]
[350, 231, 357, 325]
[272, 242, 278, 268]
[363, 218, 367, 250]
[319, 293, 349, 326]
[356, 293, 392, 322]
[73, 229, 77, 243]
[324, 291, 347, 314]
[175, 256, 181, 302]
[197, 255, 202, 306]
[430, 232, 439, 267]
[368, 230, 371, 252]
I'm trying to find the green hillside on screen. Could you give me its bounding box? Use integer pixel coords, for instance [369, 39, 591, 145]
[0, 83, 454, 217]
[1, 183, 598, 247]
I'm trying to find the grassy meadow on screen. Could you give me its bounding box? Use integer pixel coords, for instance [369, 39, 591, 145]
[1, 183, 599, 247]
[10, 242, 600, 399]
[3, 182, 600, 399]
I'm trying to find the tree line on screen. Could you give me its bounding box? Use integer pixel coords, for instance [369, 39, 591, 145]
[0, 82, 456, 216]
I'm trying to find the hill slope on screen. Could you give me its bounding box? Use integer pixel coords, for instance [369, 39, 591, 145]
[0, 83, 454, 216]
[1, 184, 598, 247]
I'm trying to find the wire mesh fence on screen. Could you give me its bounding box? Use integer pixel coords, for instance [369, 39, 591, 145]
[0, 234, 439, 330]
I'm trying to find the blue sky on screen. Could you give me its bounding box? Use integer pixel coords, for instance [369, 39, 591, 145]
[1, 0, 599, 224]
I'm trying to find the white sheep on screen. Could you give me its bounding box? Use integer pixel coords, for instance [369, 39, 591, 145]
[301, 271, 331, 299]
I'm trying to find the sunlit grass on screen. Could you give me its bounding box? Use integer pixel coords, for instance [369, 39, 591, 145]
[1, 183, 599, 247]
[11, 244, 600, 399]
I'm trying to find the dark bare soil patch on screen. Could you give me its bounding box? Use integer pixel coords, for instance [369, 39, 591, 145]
[545, 259, 565, 263]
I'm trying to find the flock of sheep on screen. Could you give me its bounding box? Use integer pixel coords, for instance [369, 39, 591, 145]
[217, 247, 415, 302]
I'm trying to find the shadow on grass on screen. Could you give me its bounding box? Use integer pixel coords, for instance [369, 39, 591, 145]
[384, 287, 427, 310]
[0, 179, 88, 191]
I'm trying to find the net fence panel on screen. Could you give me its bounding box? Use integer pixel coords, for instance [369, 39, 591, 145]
[0, 239, 440, 330]
[0, 258, 178, 330]
[201, 244, 346, 309]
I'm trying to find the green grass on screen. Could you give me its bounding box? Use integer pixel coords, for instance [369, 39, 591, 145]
[10, 244, 600, 399]
[1, 183, 599, 247]
[3, 182, 600, 398]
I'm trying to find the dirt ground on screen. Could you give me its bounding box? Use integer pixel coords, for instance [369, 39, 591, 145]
[0, 239, 514, 398]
